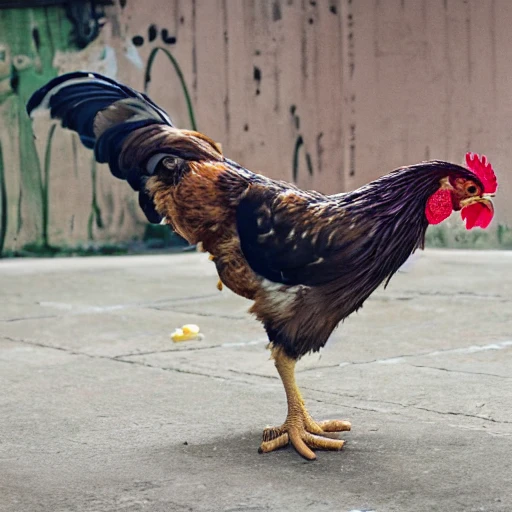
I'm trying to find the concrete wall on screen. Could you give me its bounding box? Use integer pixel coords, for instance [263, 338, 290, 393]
[0, 0, 510, 255]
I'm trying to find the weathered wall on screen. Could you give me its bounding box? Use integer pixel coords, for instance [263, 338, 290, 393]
[0, 0, 510, 255]
[343, 0, 511, 238]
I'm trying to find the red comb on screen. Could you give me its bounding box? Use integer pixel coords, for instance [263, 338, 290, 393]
[465, 153, 497, 194]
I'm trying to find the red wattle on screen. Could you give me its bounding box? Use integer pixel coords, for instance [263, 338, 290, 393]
[425, 189, 453, 224]
[461, 202, 494, 230]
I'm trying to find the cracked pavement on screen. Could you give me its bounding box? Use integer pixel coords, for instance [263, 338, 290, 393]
[1, 249, 511, 512]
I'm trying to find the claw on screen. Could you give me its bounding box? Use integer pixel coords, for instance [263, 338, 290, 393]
[259, 418, 350, 460]
[259, 432, 289, 454]
[317, 419, 352, 432]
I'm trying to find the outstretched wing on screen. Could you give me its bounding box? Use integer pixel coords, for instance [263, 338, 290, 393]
[236, 185, 367, 286]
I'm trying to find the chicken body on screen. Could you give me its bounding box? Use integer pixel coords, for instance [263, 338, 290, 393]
[27, 72, 495, 460]
[147, 153, 469, 360]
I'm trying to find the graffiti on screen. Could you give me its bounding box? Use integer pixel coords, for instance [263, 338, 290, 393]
[290, 105, 313, 183]
[133, 25, 197, 131]
[41, 124, 57, 248]
[0, 141, 6, 255]
[132, 24, 177, 48]
[0, 5, 116, 255]
[88, 158, 104, 241]
[289, 105, 326, 182]
[66, 1, 107, 49]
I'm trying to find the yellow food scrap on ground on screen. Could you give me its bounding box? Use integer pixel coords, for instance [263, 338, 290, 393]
[171, 324, 203, 342]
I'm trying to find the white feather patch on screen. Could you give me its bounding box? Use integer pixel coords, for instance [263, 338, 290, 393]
[261, 279, 306, 309]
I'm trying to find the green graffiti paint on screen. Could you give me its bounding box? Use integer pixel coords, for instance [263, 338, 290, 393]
[88, 156, 104, 241]
[144, 46, 197, 131]
[42, 123, 56, 248]
[0, 6, 74, 251]
[0, 140, 6, 256]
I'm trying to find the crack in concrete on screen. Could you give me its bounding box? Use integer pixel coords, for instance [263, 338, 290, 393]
[304, 386, 511, 425]
[388, 289, 511, 302]
[147, 306, 249, 321]
[228, 369, 278, 380]
[1, 335, 253, 386]
[0, 292, 222, 324]
[299, 340, 512, 375]
[4, 335, 511, 427]
[410, 364, 511, 380]
[1, 314, 61, 323]
[114, 345, 220, 359]
[116, 338, 268, 359]
[411, 405, 511, 424]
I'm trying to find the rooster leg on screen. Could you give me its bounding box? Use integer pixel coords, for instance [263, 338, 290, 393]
[259, 346, 351, 460]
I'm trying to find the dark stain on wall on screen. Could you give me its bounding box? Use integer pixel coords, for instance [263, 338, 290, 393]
[253, 65, 261, 96]
[316, 132, 324, 173]
[272, 0, 282, 21]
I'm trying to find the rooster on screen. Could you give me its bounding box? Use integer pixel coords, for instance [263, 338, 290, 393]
[27, 72, 498, 460]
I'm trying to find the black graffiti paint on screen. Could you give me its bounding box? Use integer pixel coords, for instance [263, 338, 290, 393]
[132, 24, 177, 48]
[290, 106, 314, 182]
[134, 28, 197, 131]
[66, 1, 106, 49]
[32, 27, 41, 51]
[148, 24, 158, 42]
[161, 28, 177, 45]
[132, 35, 144, 47]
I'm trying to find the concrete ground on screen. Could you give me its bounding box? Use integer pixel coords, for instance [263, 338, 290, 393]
[1, 249, 511, 512]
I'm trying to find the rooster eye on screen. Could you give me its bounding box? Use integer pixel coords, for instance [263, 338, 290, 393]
[467, 185, 477, 195]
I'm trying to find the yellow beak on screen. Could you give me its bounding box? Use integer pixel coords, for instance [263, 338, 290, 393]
[459, 194, 494, 209]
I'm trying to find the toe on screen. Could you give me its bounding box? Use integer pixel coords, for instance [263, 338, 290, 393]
[303, 433, 346, 451]
[259, 432, 289, 453]
[262, 426, 284, 442]
[317, 420, 352, 432]
[289, 428, 316, 460]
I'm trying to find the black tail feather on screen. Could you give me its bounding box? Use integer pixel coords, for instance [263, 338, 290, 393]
[27, 71, 173, 223]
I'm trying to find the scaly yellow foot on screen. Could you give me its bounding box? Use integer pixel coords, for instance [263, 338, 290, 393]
[258, 346, 351, 460]
[259, 412, 351, 460]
